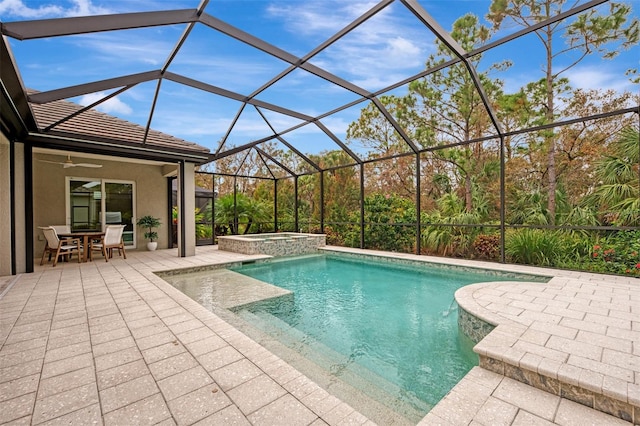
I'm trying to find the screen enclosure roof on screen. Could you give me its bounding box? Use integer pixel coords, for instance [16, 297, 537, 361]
[1, 0, 637, 176]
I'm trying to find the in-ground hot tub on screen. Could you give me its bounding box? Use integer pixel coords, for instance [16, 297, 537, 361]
[217, 232, 326, 256]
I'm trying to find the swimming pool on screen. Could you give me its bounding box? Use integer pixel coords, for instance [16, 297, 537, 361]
[165, 253, 546, 424]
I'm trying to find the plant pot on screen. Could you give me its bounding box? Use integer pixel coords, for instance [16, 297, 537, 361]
[147, 242, 158, 251]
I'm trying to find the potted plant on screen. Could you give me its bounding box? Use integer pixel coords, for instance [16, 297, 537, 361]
[137, 215, 161, 251]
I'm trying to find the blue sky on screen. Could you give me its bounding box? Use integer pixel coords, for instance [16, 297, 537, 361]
[1, 0, 638, 164]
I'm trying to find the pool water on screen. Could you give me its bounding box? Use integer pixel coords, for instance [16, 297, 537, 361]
[228, 254, 538, 421]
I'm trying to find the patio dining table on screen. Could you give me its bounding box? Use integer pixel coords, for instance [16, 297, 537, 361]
[58, 231, 104, 262]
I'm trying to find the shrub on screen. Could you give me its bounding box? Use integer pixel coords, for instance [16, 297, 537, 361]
[312, 226, 345, 246]
[472, 234, 501, 260]
[505, 229, 564, 266]
[588, 231, 640, 276]
[344, 193, 416, 252]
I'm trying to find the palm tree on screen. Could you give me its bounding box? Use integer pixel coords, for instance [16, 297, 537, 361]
[214, 194, 239, 234]
[243, 198, 270, 234]
[214, 193, 271, 234]
[422, 190, 488, 256]
[586, 127, 639, 226]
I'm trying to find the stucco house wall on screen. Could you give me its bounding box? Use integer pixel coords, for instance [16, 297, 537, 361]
[0, 138, 27, 275]
[0, 133, 12, 276]
[33, 152, 175, 257]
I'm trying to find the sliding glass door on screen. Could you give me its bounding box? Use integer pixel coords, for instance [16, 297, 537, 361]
[104, 182, 134, 246]
[67, 178, 136, 247]
[68, 180, 101, 231]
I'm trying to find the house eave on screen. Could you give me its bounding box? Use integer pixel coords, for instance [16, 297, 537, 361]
[26, 131, 211, 164]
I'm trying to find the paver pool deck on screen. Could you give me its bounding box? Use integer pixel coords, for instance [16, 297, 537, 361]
[0, 245, 637, 425]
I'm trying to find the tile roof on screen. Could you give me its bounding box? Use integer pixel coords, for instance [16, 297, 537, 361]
[28, 91, 210, 155]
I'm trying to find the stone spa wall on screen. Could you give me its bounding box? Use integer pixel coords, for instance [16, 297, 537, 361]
[217, 233, 326, 256]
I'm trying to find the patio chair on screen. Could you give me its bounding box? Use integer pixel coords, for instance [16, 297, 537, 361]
[90, 225, 127, 262]
[50, 225, 71, 234]
[39, 226, 81, 267]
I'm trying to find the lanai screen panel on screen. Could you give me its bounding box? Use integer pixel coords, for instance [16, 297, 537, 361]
[258, 139, 318, 176]
[256, 67, 364, 121]
[297, 174, 322, 233]
[504, 116, 640, 228]
[150, 80, 246, 151]
[362, 159, 418, 253]
[322, 164, 361, 246]
[9, 26, 173, 92]
[307, 1, 443, 94]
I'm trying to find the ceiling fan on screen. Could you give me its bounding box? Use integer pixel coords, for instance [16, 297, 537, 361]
[39, 155, 102, 168]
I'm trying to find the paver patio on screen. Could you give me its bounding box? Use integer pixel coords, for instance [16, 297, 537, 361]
[1, 246, 637, 425]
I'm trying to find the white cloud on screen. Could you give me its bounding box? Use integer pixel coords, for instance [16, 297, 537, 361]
[71, 33, 173, 67]
[64, 0, 112, 17]
[319, 34, 424, 88]
[0, 0, 112, 19]
[266, 1, 377, 36]
[266, 0, 432, 89]
[151, 108, 232, 142]
[564, 66, 635, 93]
[501, 65, 636, 96]
[79, 92, 133, 115]
[502, 71, 538, 94]
[168, 51, 287, 92]
[0, 0, 61, 18]
[318, 114, 351, 136]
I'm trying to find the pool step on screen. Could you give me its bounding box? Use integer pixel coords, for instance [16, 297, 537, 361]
[235, 309, 430, 424]
[477, 350, 638, 424]
[456, 281, 639, 425]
